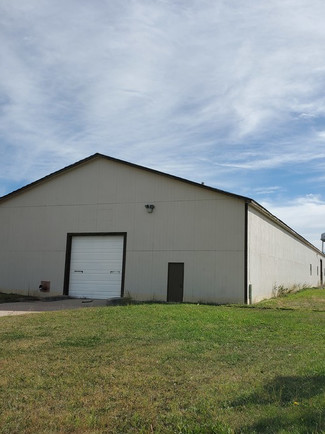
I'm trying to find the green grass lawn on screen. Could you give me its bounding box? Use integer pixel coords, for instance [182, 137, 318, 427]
[0, 289, 325, 433]
[255, 287, 325, 311]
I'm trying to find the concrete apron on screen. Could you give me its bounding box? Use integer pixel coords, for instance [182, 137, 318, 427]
[0, 298, 109, 317]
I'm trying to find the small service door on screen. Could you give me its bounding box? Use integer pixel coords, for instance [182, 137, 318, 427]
[167, 262, 184, 302]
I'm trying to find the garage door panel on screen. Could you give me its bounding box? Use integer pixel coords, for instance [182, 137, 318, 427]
[70, 262, 122, 271]
[71, 251, 123, 259]
[68, 235, 124, 299]
[70, 274, 122, 282]
[73, 244, 122, 252]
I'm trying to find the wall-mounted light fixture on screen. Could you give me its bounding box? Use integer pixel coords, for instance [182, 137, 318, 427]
[145, 204, 155, 213]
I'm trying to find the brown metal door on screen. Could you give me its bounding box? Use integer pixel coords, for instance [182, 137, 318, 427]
[167, 263, 184, 302]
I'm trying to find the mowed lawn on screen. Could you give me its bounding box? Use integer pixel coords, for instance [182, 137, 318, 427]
[0, 290, 325, 433]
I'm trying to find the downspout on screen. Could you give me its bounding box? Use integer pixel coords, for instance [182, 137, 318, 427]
[244, 201, 249, 304]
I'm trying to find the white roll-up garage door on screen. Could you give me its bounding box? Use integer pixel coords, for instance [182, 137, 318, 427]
[68, 235, 124, 299]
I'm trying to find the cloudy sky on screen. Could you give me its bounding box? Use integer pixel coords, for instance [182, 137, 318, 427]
[1, 0, 325, 248]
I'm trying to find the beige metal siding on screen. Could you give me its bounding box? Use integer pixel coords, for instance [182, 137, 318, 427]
[248, 205, 323, 302]
[0, 157, 246, 303]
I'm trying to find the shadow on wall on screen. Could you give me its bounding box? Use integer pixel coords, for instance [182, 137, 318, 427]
[232, 375, 325, 433]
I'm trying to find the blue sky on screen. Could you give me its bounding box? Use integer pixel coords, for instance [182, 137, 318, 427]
[1, 0, 325, 248]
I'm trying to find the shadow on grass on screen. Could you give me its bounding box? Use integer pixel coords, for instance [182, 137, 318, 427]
[244, 408, 325, 434]
[233, 375, 325, 406]
[231, 375, 325, 433]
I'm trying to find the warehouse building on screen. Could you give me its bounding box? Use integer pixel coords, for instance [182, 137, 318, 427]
[0, 153, 323, 303]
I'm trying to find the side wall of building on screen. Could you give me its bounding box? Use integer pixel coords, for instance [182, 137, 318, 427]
[248, 205, 323, 302]
[0, 157, 246, 303]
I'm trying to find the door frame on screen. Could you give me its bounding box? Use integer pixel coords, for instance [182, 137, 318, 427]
[63, 232, 127, 297]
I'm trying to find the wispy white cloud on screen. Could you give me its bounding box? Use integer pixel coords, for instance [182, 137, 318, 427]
[252, 186, 282, 196]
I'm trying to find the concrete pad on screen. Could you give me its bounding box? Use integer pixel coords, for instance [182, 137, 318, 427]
[0, 298, 109, 317]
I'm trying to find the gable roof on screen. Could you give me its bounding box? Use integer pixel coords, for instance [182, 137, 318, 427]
[0, 152, 323, 255]
[0, 152, 252, 203]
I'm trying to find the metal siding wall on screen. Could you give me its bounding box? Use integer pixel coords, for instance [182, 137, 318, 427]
[0, 158, 246, 302]
[248, 205, 323, 302]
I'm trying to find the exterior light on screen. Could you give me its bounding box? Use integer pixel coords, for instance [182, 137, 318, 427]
[145, 204, 155, 213]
